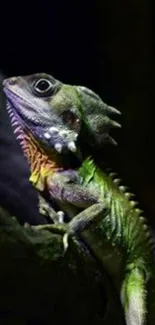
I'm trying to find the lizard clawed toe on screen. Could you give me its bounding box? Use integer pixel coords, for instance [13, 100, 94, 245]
[57, 211, 65, 223]
[63, 233, 69, 252]
[31, 223, 67, 235]
[24, 222, 31, 228]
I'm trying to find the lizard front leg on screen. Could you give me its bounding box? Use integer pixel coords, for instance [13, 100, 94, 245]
[38, 194, 65, 224]
[33, 203, 109, 253]
[38, 170, 85, 224]
[38, 169, 88, 224]
[46, 171, 99, 209]
[37, 172, 109, 251]
[62, 202, 109, 251]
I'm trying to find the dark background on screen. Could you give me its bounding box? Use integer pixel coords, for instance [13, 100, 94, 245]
[0, 0, 154, 228]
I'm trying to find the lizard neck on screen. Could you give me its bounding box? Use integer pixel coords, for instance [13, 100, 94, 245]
[21, 130, 63, 191]
[7, 103, 63, 191]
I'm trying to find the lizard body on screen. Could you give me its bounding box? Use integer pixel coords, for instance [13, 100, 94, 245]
[3, 73, 153, 325]
[3, 74, 119, 221]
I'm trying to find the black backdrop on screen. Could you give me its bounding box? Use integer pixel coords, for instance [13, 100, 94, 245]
[0, 0, 155, 228]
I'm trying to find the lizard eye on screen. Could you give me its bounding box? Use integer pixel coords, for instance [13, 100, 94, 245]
[33, 78, 54, 97]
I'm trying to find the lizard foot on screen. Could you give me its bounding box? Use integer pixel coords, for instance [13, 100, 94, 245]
[31, 223, 67, 235]
[33, 203, 108, 254]
[32, 223, 69, 254]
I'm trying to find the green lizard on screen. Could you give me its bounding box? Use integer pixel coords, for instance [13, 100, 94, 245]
[3, 73, 120, 223]
[3, 73, 153, 325]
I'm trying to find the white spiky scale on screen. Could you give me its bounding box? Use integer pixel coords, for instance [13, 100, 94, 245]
[9, 112, 14, 117]
[44, 132, 51, 139]
[49, 127, 59, 133]
[20, 140, 25, 146]
[139, 216, 145, 222]
[17, 134, 24, 140]
[109, 172, 117, 178]
[143, 224, 148, 231]
[11, 116, 17, 122]
[6, 106, 13, 114]
[68, 141, 77, 152]
[125, 192, 134, 199]
[135, 208, 143, 214]
[119, 186, 127, 192]
[54, 143, 62, 153]
[12, 121, 19, 127]
[7, 108, 12, 113]
[130, 201, 138, 208]
[6, 104, 26, 147]
[145, 231, 151, 240]
[108, 170, 143, 225]
[14, 126, 22, 134]
[113, 178, 121, 185]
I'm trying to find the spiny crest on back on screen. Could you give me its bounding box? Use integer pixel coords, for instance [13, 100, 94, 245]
[79, 157, 153, 263]
[78, 156, 96, 183]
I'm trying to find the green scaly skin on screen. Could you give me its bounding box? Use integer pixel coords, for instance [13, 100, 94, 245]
[39, 157, 153, 325]
[76, 158, 152, 325]
[3, 73, 121, 222]
[3, 73, 153, 325]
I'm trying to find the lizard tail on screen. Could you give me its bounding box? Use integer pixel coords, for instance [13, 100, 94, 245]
[121, 267, 147, 325]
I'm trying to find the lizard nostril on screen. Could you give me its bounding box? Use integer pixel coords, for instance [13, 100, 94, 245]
[3, 77, 17, 87]
[7, 77, 17, 86]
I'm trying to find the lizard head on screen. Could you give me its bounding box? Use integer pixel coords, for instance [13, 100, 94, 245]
[3, 73, 82, 154]
[3, 73, 121, 155]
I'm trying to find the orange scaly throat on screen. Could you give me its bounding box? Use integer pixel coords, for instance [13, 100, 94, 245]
[21, 131, 63, 191]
